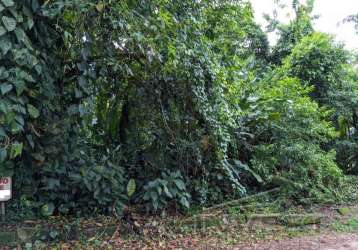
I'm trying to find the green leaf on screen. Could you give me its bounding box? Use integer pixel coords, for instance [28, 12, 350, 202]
[31, 153, 45, 162]
[163, 185, 172, 198]
[153, 200, 158, 211]
[143, 191, 151, 201]
[10, 142, 22, 159]
[14, 80, 25, 96]
[1, 0, 14, 7]
[234, 160, 263, 183]
[41, 202, 55, 217]
[27, 104, 40, 118]
[0, 83, 12, 95]
[2, 16, 16, 31]
[0, 147, 6, 162]
[0, 25, 6, 36]
[10, 121, 23, 134]
[15, 115, 24, 126]
[26, 134, 34, 149]
[174, 179, 186, 191]
[0, 36, 12, 54]
[49, 229, 59, 239]
[0, 66, 5, 78]
[269, 112, 281, 121]
[180, 197, 190, 208]
[0, 127, 6, 138]
[96, 2, 104, 12]
[31, 0, 39, 12]
[150, 190, 158, 201]
[127, 178, 136, 197]
[23, 6, 34, 29]
[9, 8, 23, 23]
[4, 112, 15, 126]
[156, 186, 162, 195]
[14, 27, 29, 45]
[46, 178, 60, 190]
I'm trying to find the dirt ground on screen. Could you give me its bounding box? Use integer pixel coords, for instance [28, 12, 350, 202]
[235, 233, 358, 250]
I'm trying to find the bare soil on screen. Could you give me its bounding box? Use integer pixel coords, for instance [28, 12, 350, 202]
[235, 233, 358, 250]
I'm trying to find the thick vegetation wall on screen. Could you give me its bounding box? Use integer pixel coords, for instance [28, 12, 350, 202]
[1, 0, 357, 217]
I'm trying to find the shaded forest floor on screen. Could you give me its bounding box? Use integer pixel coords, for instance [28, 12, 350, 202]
[1, 176, 358, 249]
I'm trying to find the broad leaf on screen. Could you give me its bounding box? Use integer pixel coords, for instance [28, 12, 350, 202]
[96, 2, 104, 12]
[127, 178, 136, 197]
[0, 25, 6, 36]
[0, 127, 6, 137]
[2, 16, 16, 31]
[234, 160, 263, 183]
[1, 0, 14, 7]
[0, 83, 12, 95]
[0, 147, 6, 162]
[27, 104, 40, 118]
[163, 185, 172, 198]
[41, 202, 55, 217]
[174, 179, 186, 190]
[26, 134, 34, 149]
[150, 191, 158, 201]
[10, 142, 22, 159]
[0, 36, 12, 54]
[180, 197, 190, 208]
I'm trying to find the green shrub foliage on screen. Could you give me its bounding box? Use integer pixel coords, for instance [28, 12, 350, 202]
[1, 0, 357, 216]
[246, 75, 342, 199]
[1, 0, 127, 216]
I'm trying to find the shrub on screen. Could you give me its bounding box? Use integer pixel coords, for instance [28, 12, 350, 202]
[244, 75, 342, 200]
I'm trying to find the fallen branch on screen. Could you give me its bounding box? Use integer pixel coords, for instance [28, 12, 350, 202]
[282, 213, 324, 226]
[202, 188, 281, 212]
[247, 213, 324, 227]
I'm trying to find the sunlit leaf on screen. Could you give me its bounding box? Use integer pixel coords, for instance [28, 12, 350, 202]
[10, 142, 23, 159]
[127, 178, 136, 197]
[2, 16, 16, 31]
[27, 104, 40, 118]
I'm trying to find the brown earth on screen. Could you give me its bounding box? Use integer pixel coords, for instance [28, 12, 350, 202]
[235, 233, 358, 250]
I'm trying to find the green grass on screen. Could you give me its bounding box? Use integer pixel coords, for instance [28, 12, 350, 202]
[332, 216, 358, 232]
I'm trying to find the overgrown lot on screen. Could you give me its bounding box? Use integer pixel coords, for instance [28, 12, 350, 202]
[0, 0, 357, 248]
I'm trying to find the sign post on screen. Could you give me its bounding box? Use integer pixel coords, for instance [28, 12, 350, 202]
[1, 202, 4, 222]
[0, 177, 12, 222]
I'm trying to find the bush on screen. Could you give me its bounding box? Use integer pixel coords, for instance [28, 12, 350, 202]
[244, 75, 342, 200]
[142, 171, 190, 213]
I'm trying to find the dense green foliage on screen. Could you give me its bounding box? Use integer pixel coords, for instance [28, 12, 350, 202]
[1, 0, 357, 216]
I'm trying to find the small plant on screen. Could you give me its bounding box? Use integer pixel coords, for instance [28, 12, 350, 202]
[143, 171, 191, 213]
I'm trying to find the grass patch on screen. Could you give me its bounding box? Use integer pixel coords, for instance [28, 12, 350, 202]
[332, 216, 358, 232]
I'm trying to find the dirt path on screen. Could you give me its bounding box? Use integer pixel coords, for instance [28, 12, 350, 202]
[235, 233, 358, 250]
